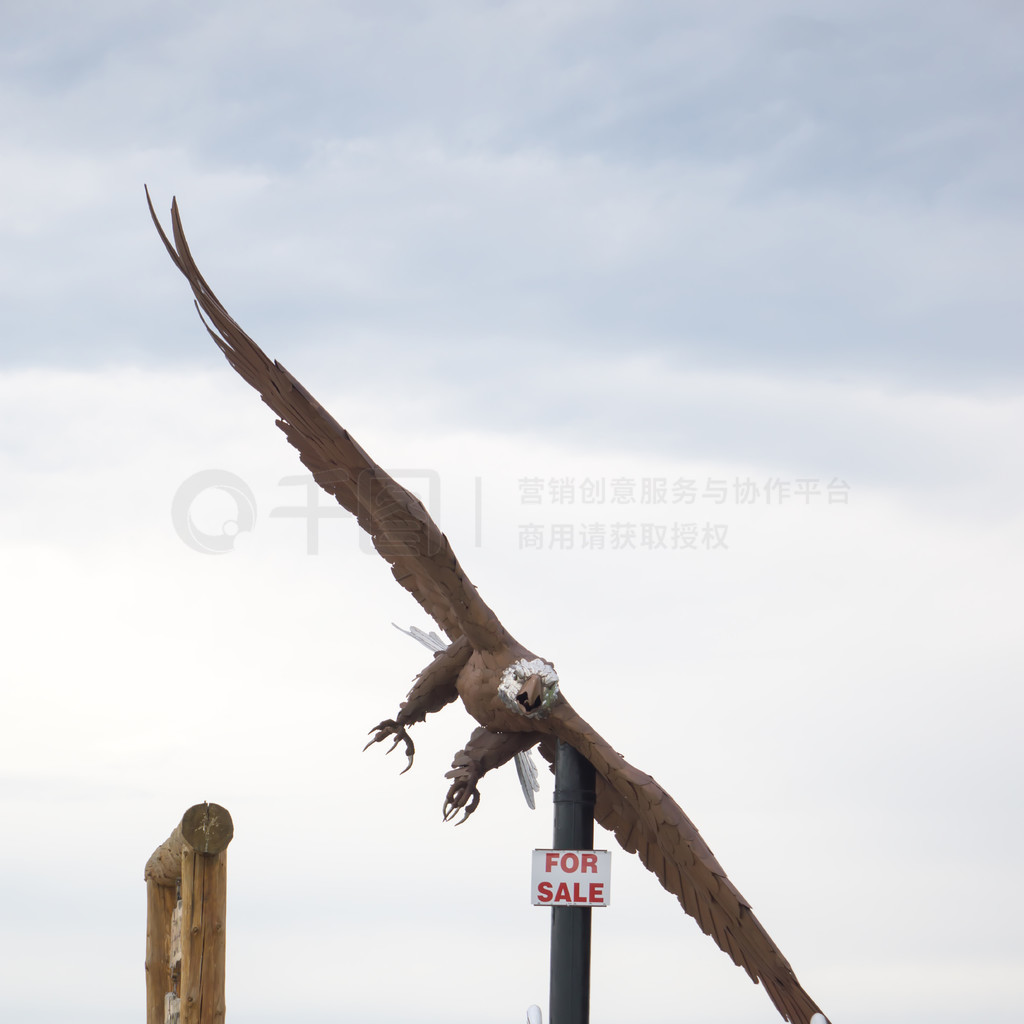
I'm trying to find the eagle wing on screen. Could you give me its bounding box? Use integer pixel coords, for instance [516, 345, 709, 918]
[546, 704, 826, 1024]
[148, 189, 510, 653]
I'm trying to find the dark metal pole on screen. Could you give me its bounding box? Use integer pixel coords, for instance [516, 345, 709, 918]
[549, 739, 596, 1024]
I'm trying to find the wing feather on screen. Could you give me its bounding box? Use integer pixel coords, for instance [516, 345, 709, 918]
[550, 702, 826, 1024]
[147, 189, 509, 652]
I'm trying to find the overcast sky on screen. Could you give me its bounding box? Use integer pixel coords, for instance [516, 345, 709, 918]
[2, 3, 1022, 1023]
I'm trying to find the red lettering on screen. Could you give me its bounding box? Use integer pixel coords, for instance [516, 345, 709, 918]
[537, 882, 553, 904]
[545, 852, 560, 872]
[589, 883, 604, 903]
[554, 882, 572, 903]
[561, 852, 579, 873]
[581, 853, 598, 873]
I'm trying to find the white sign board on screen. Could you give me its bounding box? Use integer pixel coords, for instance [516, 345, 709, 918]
[531, 849, 611, 907]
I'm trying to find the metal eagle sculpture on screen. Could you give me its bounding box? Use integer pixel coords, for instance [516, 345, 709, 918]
[148, 190, 828, 1024]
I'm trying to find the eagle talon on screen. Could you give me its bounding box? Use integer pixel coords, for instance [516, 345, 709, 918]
[364, 719, 415, 774]
[442, 785, 480, 825]
[443, 767, 482, 825]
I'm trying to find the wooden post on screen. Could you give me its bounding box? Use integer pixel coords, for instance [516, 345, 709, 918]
[145, 877, 177, 1024]
[145, 803, 234, 1024]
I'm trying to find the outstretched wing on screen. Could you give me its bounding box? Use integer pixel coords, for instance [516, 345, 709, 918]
[547, 704, 826, 1024]
[148, 189, 510, 653]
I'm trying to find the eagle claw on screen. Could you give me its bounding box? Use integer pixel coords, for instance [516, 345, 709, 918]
[363, 719, 415, 774]
[443, 764, 482, 825]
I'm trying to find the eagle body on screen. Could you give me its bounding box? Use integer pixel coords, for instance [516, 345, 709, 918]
[148, 189, 829, 1024]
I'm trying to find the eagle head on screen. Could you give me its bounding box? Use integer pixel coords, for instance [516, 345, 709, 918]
[497, 657, 560, 718]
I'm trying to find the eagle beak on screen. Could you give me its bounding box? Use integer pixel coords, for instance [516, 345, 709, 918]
[517, 674, 545, 713]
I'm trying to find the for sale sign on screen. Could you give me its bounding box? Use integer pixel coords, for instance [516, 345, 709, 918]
[531, 849, 611, 907]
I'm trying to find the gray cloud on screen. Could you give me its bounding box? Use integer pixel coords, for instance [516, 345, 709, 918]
[1, 1, 1021, 390]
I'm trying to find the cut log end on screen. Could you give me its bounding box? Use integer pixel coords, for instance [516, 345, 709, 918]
[181, 802, 234, 856]
[145, 803, 234, 886]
